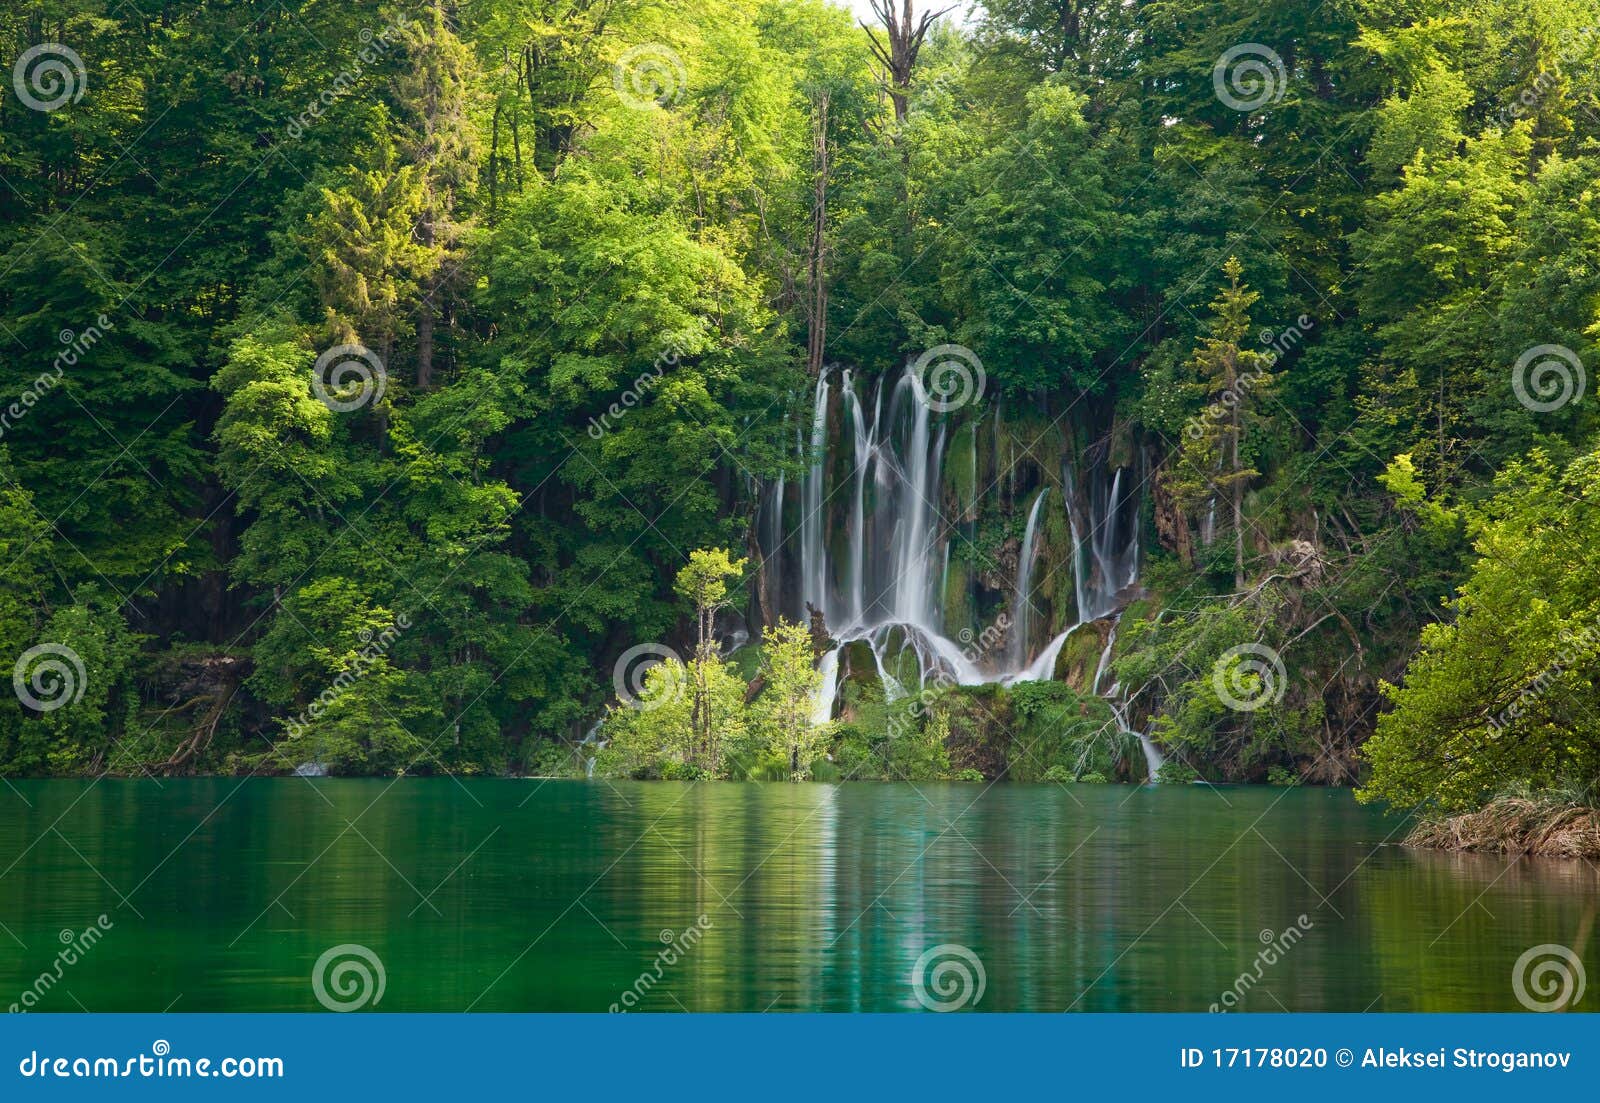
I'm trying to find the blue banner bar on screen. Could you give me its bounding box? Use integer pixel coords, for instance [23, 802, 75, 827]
[5, 1014, 1596, 1098]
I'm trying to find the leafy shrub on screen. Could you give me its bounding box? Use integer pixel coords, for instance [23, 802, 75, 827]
[1157, 760, 1199, 785]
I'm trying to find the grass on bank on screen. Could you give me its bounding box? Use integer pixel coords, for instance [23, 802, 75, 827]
[1404, 785, 1600, 859]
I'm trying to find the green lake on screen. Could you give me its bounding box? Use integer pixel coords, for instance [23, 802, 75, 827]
[1, 780, 1594, 1012]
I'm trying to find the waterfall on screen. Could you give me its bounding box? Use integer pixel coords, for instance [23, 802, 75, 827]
[765, 365, 1142, 696]
[967, 417, 978, 517]
[1137, 730, 1165, 780]
[811, 647, 841, 724]
[1117, 689, 1165, 782]
[1010, 488, 1049, 670]
[579, 719, 607, 779]
[842, 370, 871, 626]
[1063, 464, 1090, 625]
[761, 471, 785, 600]
[799, 374, 831, 616]
[1078, 461, 1139, 621]
[1091, 618, 1118, 695]
[1091, 614, 1164, 782]
[1015, 623, 1075, 683]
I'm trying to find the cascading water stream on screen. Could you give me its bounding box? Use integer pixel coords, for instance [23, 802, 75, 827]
[842, 370, 871, 626]
[579, 719, 608, 779]
[1092, 615, 1164, 781]
[1091, 619, 1118, 696]
[774, 366, 1143, 727]
[1009, 488, 1049, 671]
[800, 375, 831, 616]
[812, 648, 842, 727]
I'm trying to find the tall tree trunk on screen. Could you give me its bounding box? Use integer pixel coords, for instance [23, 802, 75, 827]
[694, 605, 713, 772]
[399, 0, 472, 393]
[806, 93, 830, 377]
[1229, 352, 1245, 589]
[416, 215, 436, 391]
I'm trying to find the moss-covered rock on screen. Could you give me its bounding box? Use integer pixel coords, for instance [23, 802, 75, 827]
[840, 639, 878, 688]
[1053, 619, 1113, 693]
[916, 680, 1143, 783]
[940, 555, 975, 642]
[1038, 493, 1079, 632]
[836, 640, 882, 724]
[1106, 415, 1137, 471]
[935, 682, 1011, 779]
[877, 626, 924, 689]
[1005, 680, 1136, 781]
[944, 419, 980, 521]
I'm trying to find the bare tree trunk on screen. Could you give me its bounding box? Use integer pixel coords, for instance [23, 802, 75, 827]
[806, 93, 830, 376]
[861, 0, 952, 123]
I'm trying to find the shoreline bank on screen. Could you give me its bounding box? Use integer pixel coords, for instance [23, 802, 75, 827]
[1405, 796, 1600, 859]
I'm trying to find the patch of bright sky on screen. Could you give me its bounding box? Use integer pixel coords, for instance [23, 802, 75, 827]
[825, 0, 979, 30]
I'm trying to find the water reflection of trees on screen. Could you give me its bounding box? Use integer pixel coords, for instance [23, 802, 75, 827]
[1349, 845, 1598, 1011]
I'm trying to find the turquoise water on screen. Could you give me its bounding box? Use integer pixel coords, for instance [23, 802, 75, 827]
[0, 780, 1593, 1011]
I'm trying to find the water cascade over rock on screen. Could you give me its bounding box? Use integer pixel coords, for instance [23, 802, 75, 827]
[760, 366, 1144, 716]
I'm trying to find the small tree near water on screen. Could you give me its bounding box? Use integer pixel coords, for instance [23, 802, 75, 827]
[674, 549, 747, 773]
[754, 620, 832, 779]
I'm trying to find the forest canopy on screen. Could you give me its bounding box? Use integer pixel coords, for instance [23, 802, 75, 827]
[1, 0, 1597, 819]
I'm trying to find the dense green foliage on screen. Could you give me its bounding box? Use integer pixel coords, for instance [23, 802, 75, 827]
[2, 0, 1598, 815]
[1360, 449, 1600, 811]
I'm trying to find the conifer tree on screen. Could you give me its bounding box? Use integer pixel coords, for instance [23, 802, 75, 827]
[1165, 257, 1277, 588]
